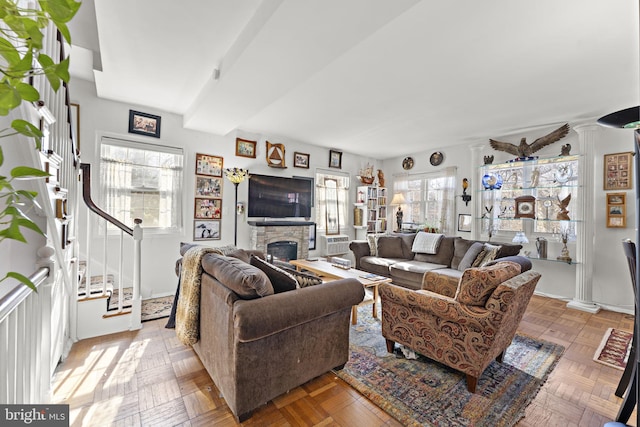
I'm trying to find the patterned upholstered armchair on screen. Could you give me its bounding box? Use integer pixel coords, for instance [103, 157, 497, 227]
[380, 261, 541, 392]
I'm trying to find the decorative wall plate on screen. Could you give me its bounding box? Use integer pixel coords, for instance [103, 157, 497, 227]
[430, 151, 444, 166]
[481, 173, 503, 190]
[402, 157, 414, 170]
[554, 164, 573, 183]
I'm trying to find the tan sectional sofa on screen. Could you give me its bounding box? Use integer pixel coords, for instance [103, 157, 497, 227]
[349, 232, 526, 291]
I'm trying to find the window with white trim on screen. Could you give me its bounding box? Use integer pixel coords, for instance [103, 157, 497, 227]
[99, 136, 184, 233]
[315, 170, 350, 234]
[393, 167, 456, 234]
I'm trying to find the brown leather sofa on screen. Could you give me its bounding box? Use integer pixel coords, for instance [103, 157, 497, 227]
[174, 244, 365, 422]
[349, 233, 524, 291]
[380, 260, 541, 392]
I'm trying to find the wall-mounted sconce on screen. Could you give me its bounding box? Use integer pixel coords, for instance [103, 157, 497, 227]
[461, 178, 471, 206]
[237, 202, 245, 215]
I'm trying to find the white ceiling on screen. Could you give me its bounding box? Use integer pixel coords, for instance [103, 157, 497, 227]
[68, 0, 640, 160]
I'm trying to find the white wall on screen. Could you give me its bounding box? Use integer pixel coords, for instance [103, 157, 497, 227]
[71, 79, 376, 297]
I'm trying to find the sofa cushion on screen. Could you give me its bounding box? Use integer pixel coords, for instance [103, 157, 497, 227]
[281, 266, 324, 287]
[457, 241, 485, 271]
[455, 261, 521, 306]
[451, 238, 477, 269]
[390, 260, 447, 285]
[377, 236, 405, 258]
[201, 254, 274, 299]
[226, 248, 251, 263]
[486, 255, 532, 272]
[472, 243, 502, 267]
[422, 268, 463, 297]
[496, 243, 522, 258]
[413, 236, 457, 266]
[367, 234, 379, 256]
[398, 233, 417, 259]
[360, 256, 401, 277]
[250, 255, 299, 293]
[411, 232, 444, 254]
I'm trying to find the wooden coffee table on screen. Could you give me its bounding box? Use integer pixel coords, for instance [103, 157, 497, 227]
[290, 259, 392, 324]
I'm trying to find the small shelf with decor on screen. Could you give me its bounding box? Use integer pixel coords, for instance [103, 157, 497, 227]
[354, 185, 387, 236]
[478, 155, 581, 263]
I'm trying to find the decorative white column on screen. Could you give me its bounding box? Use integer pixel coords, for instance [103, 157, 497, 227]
[567, 124, 600, 313]
[470, 145, 484, 241]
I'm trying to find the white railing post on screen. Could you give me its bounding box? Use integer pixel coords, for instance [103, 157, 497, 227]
[133, 219, 143, 302]
[118, 230, 124, 312]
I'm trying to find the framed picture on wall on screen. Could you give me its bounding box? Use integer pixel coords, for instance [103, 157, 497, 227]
[606, 192, 626, 228]
[604, 152, 632, 190]
[195, 176, 223, 198]
[195, 153, 223, 177]
[128, 110, 161, 138]
[236, 138, 257, 158]
[194, 220, 220, 240]
[194, 198, 222, 219]
[457, 214, 472, 232]
[329, 150, 342, 169]
[294, 152, 310, 168]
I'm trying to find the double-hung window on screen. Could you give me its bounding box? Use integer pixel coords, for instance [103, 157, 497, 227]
[393, 167, 456, 234]
[315, 170, 350, 234]
[99, 136, 184, 233]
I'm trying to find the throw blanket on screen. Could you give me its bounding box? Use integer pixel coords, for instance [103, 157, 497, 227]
[412, 231, 444, 254]
[176, 246, 223, 346]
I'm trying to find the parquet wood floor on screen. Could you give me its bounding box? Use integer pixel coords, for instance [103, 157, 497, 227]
[52, 295, 637, 426]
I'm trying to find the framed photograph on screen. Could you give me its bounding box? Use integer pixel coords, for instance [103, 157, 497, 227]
[606, 192, 626, 228]
[128, 110, 161, 138]
[194, 220, 220, 240]
[329, 150, 342, 169]
[236, 138, 257, 158]
[294, 152, 310, 168]
[457, 214, 472, 232]
[195, 153, 223, 177]
[194, 198, 222, 219]
[604, 152, 633, 190]
[195, 176, 223, 198]
[308, 223, 316, 250]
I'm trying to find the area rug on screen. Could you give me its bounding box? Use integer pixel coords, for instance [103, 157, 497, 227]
[593, 327, 633, 370]
[108, 288, 174, 322]
[336, 308, 565, 427]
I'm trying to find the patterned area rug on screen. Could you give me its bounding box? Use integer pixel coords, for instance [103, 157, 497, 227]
[108, 288, 174, 322]
[337, 307, 565, 427]
[593, 327, 633, 370]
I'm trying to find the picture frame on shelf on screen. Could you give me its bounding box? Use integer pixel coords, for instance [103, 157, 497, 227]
[194, 220, 221, 240]
[606, 192, 626, 228]
[457, 214, 472, 232]
[294, 152, 310, 168]
[195, 176, 223, 198]
[329, 150, 342, 169]
[194, 198, 222, 219]
[235, 138, 257, 158]
[195, 153, 223, 177]
[128, 110, 161, 138]
[604, 151, 632, 190]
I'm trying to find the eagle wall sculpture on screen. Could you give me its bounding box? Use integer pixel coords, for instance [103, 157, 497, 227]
[489, 123, 570, 159]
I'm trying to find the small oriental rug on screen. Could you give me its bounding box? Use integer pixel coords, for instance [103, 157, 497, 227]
[336, 307, 564, 427]
[109, 288, 174, 322]
[593, 327, 633, 370]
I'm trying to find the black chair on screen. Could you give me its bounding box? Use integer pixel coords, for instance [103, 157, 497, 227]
[615, 239, 637, 423]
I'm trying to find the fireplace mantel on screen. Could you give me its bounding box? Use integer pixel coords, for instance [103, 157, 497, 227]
[247, 221, 315, 227]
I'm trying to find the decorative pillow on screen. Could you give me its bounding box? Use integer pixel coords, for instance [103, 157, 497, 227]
[281, 266, 324, 287]
[457, 242, 485, 271]
[201, 254, 273, 299]
[367, 234, 379, 257]
[411, 231, 444, 255]
[377, 236, 404, 258]
[455, 261, 522, 306]
[472, 243, 502, 267]
[250, 255, 299, 293]
[226, 248, 250, 263]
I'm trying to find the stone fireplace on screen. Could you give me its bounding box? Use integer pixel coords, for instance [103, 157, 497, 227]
[248, 221, 314, 260]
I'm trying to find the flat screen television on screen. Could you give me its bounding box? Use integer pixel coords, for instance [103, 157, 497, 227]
[248, 174, 313, 218]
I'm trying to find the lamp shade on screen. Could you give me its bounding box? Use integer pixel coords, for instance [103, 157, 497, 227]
[390, 193, 406, 205]
[597, 106, 640, 129]
[512, 231, 529, 244]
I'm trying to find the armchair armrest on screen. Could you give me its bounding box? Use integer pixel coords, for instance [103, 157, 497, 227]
[234, 279, 365, 342]
[349, 240, 371, 269]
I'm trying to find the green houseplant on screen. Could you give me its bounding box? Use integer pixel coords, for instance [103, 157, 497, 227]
[0, 0, 80, 289]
